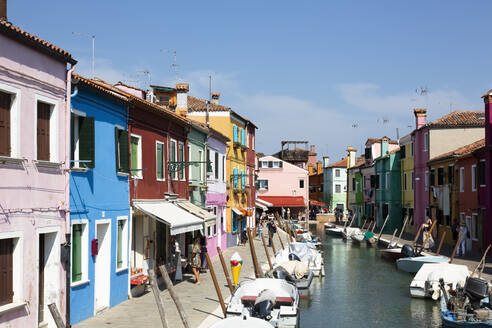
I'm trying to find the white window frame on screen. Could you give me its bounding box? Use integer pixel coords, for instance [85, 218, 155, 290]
[198, 149, 204, 183]
[470, 213, 478, 241]
[71, 220, 89, 287]
[130, 134, 143, 179]
[424, 132, 429, 152]
[116, 216, 129, 272]
[471, 164, 477, 191]
[259, 179, 268, 190]
[156, 141, 165, 181]
[386, 172, 390, 189]
[34, 94, 59, 162]
[70, 109, 87, 169]
[222, 155, 226, 182]
[404, 172, 407, 191]
[178, 141, 186, 181]
[252, 135, 255, 150]
[335, 169, 341, 177]
[261, 161, 268, 168]
[335, 184, 341, 193]
[425, 170, 429, 191]
[0, 231, 24, 309]
[0, 83, 21, 158]
[460, 167, 465, 192]
[187, 145, 192, 181]
[273, 161, 280, 168]
[170, 139, 178, 180]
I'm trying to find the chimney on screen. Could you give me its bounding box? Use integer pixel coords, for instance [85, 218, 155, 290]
[380, 137, 389, 156]
[175, 83, 189, 117]
[414, 108, 427, 130]
[346, 146, 356, 168]
[483, 91, 492, 147]
[211, 92, 220, 105]
[0, 0, 6, 21]
[310, 145, 315, 153]
[323, 156, 330, 168]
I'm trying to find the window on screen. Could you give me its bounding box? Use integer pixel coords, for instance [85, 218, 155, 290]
[460, 167, 465, 192]
[364, 147, 371, 159]
[207, 226, 211, 237]
[252, 135, 255, 150]
[170, 140, 177, 180]
[114, 126, 129, 174]
[386, 172, 390, 189]
[404, 173, 407, 191]
[246, 168, 250, 186]
[241, 128, 245, 146]
[411, 142, 414, 156]
[268, 161, 273, 168]
[156, 142, 165, 180]
[411, 171, 415, 190]
[471, 214, 478, 240]
[233, 125, 238, 143]
[179, 142, 185, 180]
[352, 178, 356, 191]
[478, 160, 486, 186]
[130, 135, 142, 178]
[0, 91, 12, 157]
[233, 168, 239, 188]
[335, 169, 341, 177]
[214, 152, 219, 180]
[70, 111, 95, 168]
[273, 161, 280, 168]
[335, 184, 341, 193]
[259, 179, 268, 189]
[198, 149, 203, 183]
[213, 223, 217, 236]
[400, 145, 406, 159]
[0, 238, 13, 306]
[430, 169, 435, 187]
[425, 171, 429, 191]
[424, 132, 429, 152]
[241, 170, 245, 189]
[437, 167, 444, 186]
[299, 179, 304, 188]
[222, 155, 225, 182]
[261, 161, 268, 168]
[232, 212, 238, 233]
[71, 221, 88, 284]
[448, 165, 454, 184]
[116, 217, 128, 271]
[320, 184, 323, 192]
[36, 101, 51, 161]
[472, 165, 477, 191]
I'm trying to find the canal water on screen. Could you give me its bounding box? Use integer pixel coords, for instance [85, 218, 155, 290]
[298, 224, 441, 328]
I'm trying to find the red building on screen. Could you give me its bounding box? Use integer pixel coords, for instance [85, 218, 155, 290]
[246, 123, 257, 226]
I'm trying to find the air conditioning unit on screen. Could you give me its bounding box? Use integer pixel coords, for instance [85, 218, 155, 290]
[146, 91, 156, 104]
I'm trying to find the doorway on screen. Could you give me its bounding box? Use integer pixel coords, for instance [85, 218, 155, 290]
[38, 230, 60, 328]
[94, 221, 111, 314]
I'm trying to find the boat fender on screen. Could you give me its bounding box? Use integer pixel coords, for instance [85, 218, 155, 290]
[288, 253, 301, 262]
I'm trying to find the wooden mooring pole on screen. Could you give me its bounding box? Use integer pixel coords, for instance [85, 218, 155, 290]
[48, 303, 66, 328]
[449, 232, 463, 264]
[205, 253, 227, 317]
[217, 247, 234, 294]
[269, 229, 277, 255]
[261, 231, 273, 271]
[248, 228, 262, 278]
[148, 268, 169, 328]
[158, 265, 190, 328]
[436, 231, 447, 255]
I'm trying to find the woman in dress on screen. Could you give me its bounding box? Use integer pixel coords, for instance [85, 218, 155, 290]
[191, 237, 201, 284]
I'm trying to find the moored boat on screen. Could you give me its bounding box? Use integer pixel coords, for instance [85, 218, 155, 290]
[274, 242, 323, 277]
[226, 278, 300, 328]
[410, 263, 469, 299]
[379, 247, 406, 261]
[209, 317, 274, 328]
[326, 227, 344, 237]
[396, 255, 450, 273]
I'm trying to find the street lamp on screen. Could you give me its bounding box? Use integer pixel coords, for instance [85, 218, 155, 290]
[72, 32, 95, 78]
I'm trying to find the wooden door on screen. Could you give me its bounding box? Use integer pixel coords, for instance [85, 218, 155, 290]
[37, 102, 51, 161]
[0, 238, 13, 306]
[0, 91, 11, 156]
[38, 234, 45, 323]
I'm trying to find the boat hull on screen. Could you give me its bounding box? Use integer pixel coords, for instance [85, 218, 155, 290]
[326, 228, 344, 237]
[396, 256, 450, 273]
[440, 298, 492, 327]
[379, 248, 404, 261]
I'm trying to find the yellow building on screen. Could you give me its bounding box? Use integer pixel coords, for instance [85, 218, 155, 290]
[186, 93, 256, 237]
[400, 133, 414, 233]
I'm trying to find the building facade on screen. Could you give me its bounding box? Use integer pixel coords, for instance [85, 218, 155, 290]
[399, 133, 415, 234]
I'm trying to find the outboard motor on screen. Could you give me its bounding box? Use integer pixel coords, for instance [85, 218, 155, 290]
[401, 244, 414, 258]
[252, 289, 276, 321]
[288, 253, 301, 262]
[465, 277, 489, 309]
[272, 267, 296, 283]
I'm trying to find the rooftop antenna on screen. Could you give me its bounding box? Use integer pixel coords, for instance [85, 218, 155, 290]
[160, 49, 178, 82]
[72, 32, 95, 78]
[137, 69, 151, 89]
[206, 75, 211, 124]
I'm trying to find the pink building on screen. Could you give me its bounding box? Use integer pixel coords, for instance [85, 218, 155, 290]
[0, 17, 76, 328]
[257, 155, 309, 221]
[413, 109, 484, 231]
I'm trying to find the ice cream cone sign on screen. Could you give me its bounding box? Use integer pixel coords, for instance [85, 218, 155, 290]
[230, 252, 243, 286]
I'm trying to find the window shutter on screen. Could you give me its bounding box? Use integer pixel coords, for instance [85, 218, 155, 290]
[241, 170, 245, 189]
[37, 102, 51, 161]
[156, 143, 163, 179]
[0, 92, 11, 157]
[119, 130, 129, 173]
[71, 225, 82, 282]
[232, 214, 237, 232]
[279, 161, 283, 168]
[131, 136, 139, 177]
[268, 161, 273, 168]
[241, 129, 245, 146]
[215, 152, 219, 179]
[265, 180, 268, 190]
[117, 220, 124, 269]
[0, 238, 13, 306]
[79, 116, 95, 168]
[233, 168, 238, 188]
[233, 125, 238, 143]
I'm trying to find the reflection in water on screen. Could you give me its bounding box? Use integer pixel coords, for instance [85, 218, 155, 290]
[297, 222, 440, 328]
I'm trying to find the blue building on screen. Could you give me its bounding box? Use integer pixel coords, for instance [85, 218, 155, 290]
[69, 75, 131, 324]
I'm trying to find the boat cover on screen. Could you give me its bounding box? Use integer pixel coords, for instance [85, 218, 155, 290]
[278, 260, 309, 279]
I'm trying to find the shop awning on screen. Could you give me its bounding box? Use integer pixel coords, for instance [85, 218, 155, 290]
[257, 196, 305, 207]
[175, 200, 216, 227]
[309, 199, 325, 207]
[133, 200, 204, 235]
[256, 198, 273, 207]
[232, 208, 243, 216]
[238, 207, 253, 216]
[256, 201, 268, 211]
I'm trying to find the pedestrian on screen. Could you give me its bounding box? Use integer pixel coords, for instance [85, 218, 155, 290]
[258, 218, 263, 238]
[190, 237, 201, 284]
[451, 219, 459, 241]
[422, 218, 435, 250]
[267, 219, 276, 246]
[457, 219, 469, 256]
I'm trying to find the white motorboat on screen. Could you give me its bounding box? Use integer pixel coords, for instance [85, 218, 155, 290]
[410, 263, 469, 299]
[325, 227, 344, 237]
[274, 242, 324, 276]
[396, 255, 450, 273]
[226, 278, 300, 328]
[209, 317, 274, 328]
[342, 227, 360, 240]
[350, 231, 365, 245]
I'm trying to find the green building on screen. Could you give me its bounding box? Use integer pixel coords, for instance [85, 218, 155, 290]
[188, 121, 208, 208]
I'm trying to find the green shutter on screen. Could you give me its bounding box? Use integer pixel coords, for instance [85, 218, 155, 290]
[115, 128, 129, 174]
[72, 224, 82, 282]
[179, 143, 184, 180]
[117, 220, 124, 269]
[130, 136, 139, 176]
[79, 117, 95, 168]
[156, 143, 163, 180]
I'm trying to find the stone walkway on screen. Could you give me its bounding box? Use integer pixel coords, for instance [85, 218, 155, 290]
[74, 229, 288, 328]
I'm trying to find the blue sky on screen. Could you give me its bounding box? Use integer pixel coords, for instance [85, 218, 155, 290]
[8, 1, 492, 160]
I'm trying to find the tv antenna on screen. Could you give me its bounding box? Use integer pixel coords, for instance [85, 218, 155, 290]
[136, 69, 151, 89]
[161, 49, 178, 82]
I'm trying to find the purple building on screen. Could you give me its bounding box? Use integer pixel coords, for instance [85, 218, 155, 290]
[479, 91, 492, 249]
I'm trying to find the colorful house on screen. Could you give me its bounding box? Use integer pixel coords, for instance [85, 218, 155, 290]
[186, 92, 257, 246]
[68, 75, 131, 324]
[257, 156, 309, 220]
[346, 150, 365, 225]
[187, 120, 208, 209]
[323, 157, 348, 213]
[374, 139, 402, 233]
[479, 91, 492, 252]
[246, 122, 257, 226]
[412, 108, 484, 232]
[308, 160, 324, 209]
[0, 18, 76, 327]
[399, 133, 415, 234]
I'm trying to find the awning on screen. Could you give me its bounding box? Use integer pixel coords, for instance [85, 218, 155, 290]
[256, 198, 273, 207]
[232, 208, 243, 215]
[309, 199, 325, 207]
[175, 199, 216, 227]
[133, 200, 204, 235]
[256, 201, 268, 211]
[257, 196, 305, 207]
[238, 207, 253, 216]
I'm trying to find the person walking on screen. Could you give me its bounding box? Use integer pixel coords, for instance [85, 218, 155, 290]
[422, 218, 435, 250]
[267, 219, 276, 246]
[457, 219, 469, 256]
[191, 237, 201, 284]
